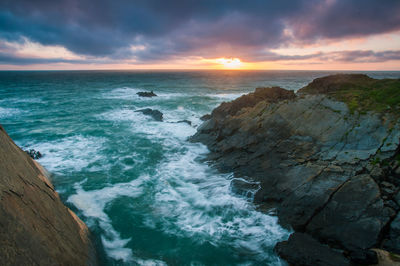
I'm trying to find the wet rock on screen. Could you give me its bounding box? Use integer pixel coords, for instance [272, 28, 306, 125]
[348, 249, 378, 265]
[275, 233, 350, 266]
[200, 114, 212, 121]
[177, 120, 192, 126]
[25, 149, 42, 160]
[137, 91, 157, 97]
[135, 108, 163, 121]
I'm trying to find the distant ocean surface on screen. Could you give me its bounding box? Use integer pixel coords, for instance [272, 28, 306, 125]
[1, 70, 399, 265]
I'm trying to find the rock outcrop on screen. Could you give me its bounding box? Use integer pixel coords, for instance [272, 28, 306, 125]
[137, 91, 157, 97]
[191, 74, 400, 265]
[0, 125, 97, 265]
[135, 108, 163, 121]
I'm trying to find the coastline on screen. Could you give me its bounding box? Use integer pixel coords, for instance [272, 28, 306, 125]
[191, 74, 400, 265]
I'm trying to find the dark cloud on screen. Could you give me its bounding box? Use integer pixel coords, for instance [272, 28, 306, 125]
[0, 0, 399, 63]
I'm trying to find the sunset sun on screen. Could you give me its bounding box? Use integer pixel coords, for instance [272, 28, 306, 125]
[215, 58, 243, 69]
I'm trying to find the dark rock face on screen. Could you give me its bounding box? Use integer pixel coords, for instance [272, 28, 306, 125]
[137, 91, 157, 97]
[25, 149, 42, 159]
[191, 76, 400, 265]
[0, 125, 97, 265]
[275, 233, 350, 266]
[348, 249, 378, 265]
[307, 174, 391, 251]
[135, 108, 163, 121]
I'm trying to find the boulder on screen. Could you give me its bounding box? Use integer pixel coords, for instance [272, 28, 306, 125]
[137, 91, 157, 97]
[135, 108, 163, 121]
[25, 149, 42, 160]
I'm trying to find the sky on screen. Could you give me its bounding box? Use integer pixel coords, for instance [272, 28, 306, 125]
[0, 0, 400, 70]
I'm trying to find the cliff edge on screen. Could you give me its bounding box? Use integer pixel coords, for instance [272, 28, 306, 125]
[0, 125, 97, 265]
[191, 74, 400, 265]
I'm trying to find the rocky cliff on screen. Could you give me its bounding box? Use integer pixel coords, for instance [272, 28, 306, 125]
[0, 125, 97, 265]
[191, 74, 400, 265]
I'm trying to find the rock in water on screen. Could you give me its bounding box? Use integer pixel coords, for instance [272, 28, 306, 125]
[177, 120, 192, 126]
[25, 149, 42, 159]
[135, 108, 163, 121]
[191, 74, 400, 265]
[0, 125, 97, 265]
[137, 91, 157, 97]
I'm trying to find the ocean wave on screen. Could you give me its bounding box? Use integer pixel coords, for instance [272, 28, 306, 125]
[150, 144, 289, 263]
[32, 135, 107, 173]
[68, 177, 147, 263]
[0, 106, 22, 119]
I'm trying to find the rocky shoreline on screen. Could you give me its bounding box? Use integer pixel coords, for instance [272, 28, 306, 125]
[0, 125, 97, 265]
[191, 74, 400, 265]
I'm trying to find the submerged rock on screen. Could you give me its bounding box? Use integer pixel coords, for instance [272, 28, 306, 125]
[25, 149, 42, 160]
[0, 125, 97, 265]
[191, 74, 400, 265]
[137, 91, 157, 97]
[135, 108, 163, 121]
[177, 120, 192, 126]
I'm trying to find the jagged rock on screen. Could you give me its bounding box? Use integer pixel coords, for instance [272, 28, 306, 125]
[25, 149, 42, 160]
[191, 74, 400, 265]
[177, 120, 192, 126]
[135, 108, 163, 121]
[137, 91, 157, 97]
[0, 125, 97, 265]
[200, 114, 211, 121]
[275, 233, 350, 266]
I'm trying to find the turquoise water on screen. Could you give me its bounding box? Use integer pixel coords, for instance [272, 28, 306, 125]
[1, 70, 399, 265]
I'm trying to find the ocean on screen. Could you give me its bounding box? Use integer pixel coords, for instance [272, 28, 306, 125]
[1, 70, 399, 265]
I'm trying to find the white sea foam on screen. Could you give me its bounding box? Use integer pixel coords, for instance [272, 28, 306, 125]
[0, 97, 45, 104]
[101, 87, 142, 100]
[32, 135, 107, 173]
[206, 92, 246, 101]
[74, 95, 288, 264]
[68, 177, 146, 262]
[0, 106, 22, 119]
[149, 144, 289, 263]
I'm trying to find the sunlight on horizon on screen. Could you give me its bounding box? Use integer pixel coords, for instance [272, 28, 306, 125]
[215, 58, 243, 69]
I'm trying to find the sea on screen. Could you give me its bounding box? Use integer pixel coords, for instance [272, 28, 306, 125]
[1, 70, 399, 265]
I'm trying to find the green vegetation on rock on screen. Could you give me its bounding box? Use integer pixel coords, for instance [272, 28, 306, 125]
[299, 74, 400, 115]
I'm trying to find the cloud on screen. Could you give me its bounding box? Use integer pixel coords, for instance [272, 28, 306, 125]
[0, 0, 399, 64]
